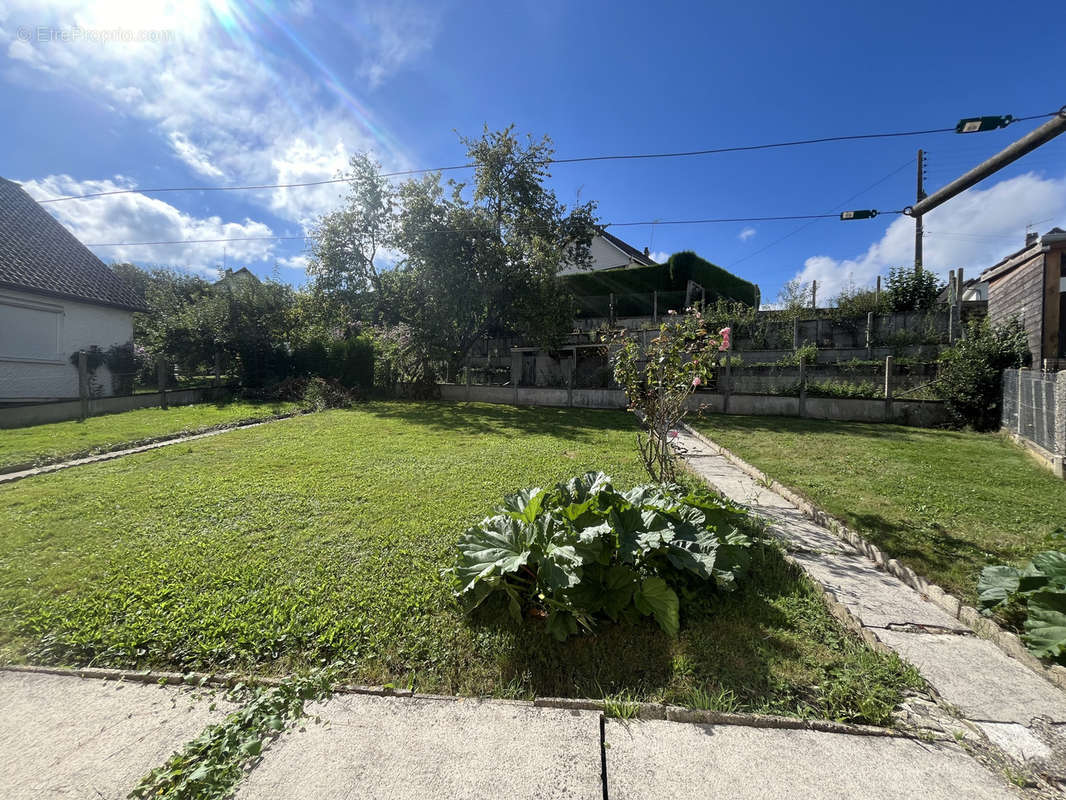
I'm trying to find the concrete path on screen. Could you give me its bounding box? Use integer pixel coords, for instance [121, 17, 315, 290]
[675, 427, 1066, 774]
[0, 670, 235, 800]
[605, 718, 1017, 799]
[0, 670, 1026, 800]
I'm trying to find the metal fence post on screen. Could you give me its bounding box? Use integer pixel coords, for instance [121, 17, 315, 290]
[652, 290, 658, 323]
[158, 359, 168, 410]
[797, 359, 806, 418]
[884, 355, 894, 421]
[1017, 367, 1026, 435]
[865, 311, 874, 357]
[792, 318, 799, 351]
[78, 350, 89, 422]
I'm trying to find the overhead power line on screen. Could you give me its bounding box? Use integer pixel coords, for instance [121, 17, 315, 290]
[36, 111, 1060, 205]
[85, 210, 906, 247]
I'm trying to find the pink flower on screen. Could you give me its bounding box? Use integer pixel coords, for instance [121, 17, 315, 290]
[667, 309, 677, 315]
[691, 376, 701, 387]
[718, 327, 732, 351]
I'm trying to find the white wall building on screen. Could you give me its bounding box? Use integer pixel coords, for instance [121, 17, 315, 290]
[0, 177, 145, 403]
[557, 230, 657, 275]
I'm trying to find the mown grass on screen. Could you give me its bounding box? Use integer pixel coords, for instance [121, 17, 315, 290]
[0, 400, 301, 471]
[0, 402, 920, 723]
[693, 414, 1066, 603]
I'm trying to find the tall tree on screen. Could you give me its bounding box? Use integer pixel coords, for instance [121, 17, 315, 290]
[308, 126, 599, 375]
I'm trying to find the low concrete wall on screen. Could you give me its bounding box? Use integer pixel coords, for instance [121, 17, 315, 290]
[0, 387, 224, 429]
[438, 385, 948, 427]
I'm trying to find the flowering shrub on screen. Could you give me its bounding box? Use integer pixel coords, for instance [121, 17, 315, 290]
[609, 309, 727, 482]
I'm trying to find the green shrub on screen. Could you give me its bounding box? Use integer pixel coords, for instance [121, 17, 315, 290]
[446, 472, 751, 640]
[805, 380, 882, 399]
[978, 551, 1066, 664]
[301, 376, 357, 411]
[934, 318, 1030, 430]
[885, 266, 943, 312]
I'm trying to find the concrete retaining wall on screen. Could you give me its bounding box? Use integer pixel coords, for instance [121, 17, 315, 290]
[438, 384, 948, 426]
[0, 387, 222, 429]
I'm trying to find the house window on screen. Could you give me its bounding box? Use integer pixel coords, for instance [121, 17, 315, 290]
[0, 294, 63, 361]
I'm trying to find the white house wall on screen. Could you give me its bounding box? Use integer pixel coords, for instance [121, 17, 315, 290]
[0, 288, 133, 402]
[558, 235, 647, 275]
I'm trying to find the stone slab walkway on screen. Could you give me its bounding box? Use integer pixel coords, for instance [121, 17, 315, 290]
[0, 670, 234, 800]
[605, 718, 1016, 799]
[1, 670, 1030, 799]
[675, 427, 1066, 773]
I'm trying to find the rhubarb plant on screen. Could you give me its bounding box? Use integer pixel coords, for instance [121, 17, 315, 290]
[978, 550, 1066, 663]
[445, 472, 750, 640]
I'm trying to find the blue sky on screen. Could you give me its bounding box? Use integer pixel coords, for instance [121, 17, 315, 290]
[1, 0, 1064, 304]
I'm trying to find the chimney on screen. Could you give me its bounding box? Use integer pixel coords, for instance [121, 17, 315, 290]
[1026, 231, 1039, 247]
[643, 247, 650, 257]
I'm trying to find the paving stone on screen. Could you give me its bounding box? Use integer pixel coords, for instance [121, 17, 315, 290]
[235, 693, 603, 799]
[605, 719, 1016, 799]
[788, 549, 970, 631]
[976, 722, 1053, 763]
[873, 630, 1066, 725]
[0, 670, 234, 800]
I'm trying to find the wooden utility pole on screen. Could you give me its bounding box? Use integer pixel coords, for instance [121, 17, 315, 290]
[914, 149, 926, 272]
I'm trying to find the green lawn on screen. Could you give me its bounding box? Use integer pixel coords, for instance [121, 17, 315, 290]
[0, 400, 300, 471]
[693, 414, 1066, 603]
[0, 402, 919, 723]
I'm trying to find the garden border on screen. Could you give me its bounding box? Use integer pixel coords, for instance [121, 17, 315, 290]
[0, 664, 915, 739]
[0, 411, 309, 482]
[681, 422, 1066, 694]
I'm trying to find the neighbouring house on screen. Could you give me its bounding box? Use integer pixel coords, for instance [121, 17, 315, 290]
[980, 227, 1066, 369]
[557, 229, 658, 275]
[0, 177, 147, 403]
[214, 266, 261, 286]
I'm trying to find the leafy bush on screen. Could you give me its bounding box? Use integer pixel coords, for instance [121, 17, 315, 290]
[301, 376, 357, 410]
[805, 379, 882, 399]
[446, 472, 751, 640]
[885, 266, 943, 312]
[978, 551, 1066, 663]
[610, 309, 726, 481]
[935, 317, 1030, 430]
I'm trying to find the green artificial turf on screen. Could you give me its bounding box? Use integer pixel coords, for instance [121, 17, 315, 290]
[0, 400, 300, 471]
[693, 414, 1066, 603]
[0, 402, 920, 723]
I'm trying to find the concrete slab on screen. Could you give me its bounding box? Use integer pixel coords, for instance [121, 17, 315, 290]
[605, 719, 1017, 800]
[235, 694, 603, 800]
[0, 670, 233, 800]
[874, 630, 1066, 725]
[789, 549, 969, 631]
[976, 722, 1053, 763]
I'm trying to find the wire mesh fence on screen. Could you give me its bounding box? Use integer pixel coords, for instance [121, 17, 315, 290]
[1003, 369, 1064, 456]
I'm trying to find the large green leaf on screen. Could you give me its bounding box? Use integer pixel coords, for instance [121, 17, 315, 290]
[977, 565, 1020, 610]
[633, 576, 679, 636]
[498, 487, 547, 524]
[1023, 588, 1066, 661]
[1031, 551, 1066, 586]
[453, 516, 532, 594]
[545, 608, 578, 641]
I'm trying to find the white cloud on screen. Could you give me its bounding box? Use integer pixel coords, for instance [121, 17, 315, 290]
[739, 226, 756, 242]
[649, 250, 669, 264]
[351, 0, 440, 89]
[0, 0, 427, 228]
[20, 174, 290, 276]
[789, 171, 1066, 301]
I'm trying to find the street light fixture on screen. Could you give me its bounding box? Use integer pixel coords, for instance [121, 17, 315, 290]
[955, 115, 1013, 134]
[839, 210, 878, 220]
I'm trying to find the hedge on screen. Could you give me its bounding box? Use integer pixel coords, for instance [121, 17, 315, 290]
[562, 250, 760, 309]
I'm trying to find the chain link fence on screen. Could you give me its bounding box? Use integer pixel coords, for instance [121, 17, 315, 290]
[1002, 368, 1065, 458]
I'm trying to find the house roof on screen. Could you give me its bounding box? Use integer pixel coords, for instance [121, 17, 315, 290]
[599, 229, 657, 266]
[980, 227, 1066, 283]
[0, 177, 147, 311]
